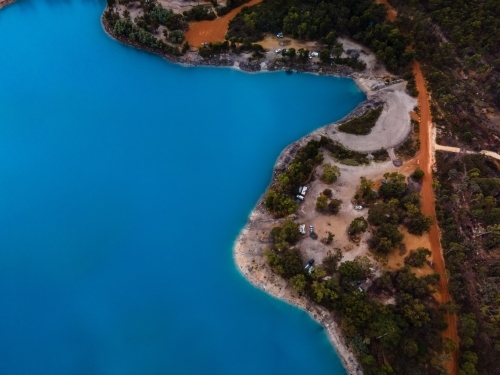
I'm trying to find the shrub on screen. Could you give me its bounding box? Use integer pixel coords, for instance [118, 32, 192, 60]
[412, 168, 424, 180]
[168, 30, 185, 44]
[349, 217, 368, 235]
[321, 163, 341, 183]
[316, 195, 328, 211]
[338, 106, 383, 135]
[404, 247, 432, 267]
[323, 189, 332, 197]
[328, 199, 342, 214]
[270, 218, 300, 251]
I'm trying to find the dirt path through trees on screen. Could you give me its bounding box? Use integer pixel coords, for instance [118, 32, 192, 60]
[375, 0, 397, 22]
[413, 61, 458, 375]
[185, 0, 262, 46]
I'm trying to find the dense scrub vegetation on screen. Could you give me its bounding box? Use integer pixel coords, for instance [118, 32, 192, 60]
[265, 244, 448, 374]
[434, 152, 500, 375]
[366, 172, 433, 254]
[338, 106, 383, 135]
[265, 140, 323, 217]
[389, 0, 500, 150]
[104, 2, 184, 55]
[227, 0, 415, 71]
[264, 168, 440, 373]
[319, 136, 388, 166]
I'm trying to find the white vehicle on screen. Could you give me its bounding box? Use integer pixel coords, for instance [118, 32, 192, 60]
[310, 51, 319, 57]
[299, 224, 306, 235]
[301, 186, 308, 195]
[298, 186, 303, 194]
[275, 49, 282, 53]
[309, 225, 314, 233]
[296, 195, 304, 201]
[308, 266, 314, 274]
[354, 205, 363, 210]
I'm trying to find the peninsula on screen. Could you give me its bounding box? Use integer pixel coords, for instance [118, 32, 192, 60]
[3, 0, 500, 374]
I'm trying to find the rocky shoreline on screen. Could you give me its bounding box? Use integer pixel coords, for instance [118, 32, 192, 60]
[101, 16, 359, 78]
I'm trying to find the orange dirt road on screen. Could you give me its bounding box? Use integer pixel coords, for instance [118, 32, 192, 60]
[413, 61, 458, 375]
[185, 0, 262, 47]
[376, 0, 397, 22]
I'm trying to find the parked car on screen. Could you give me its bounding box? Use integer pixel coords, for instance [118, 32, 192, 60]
[354, 205, 363, 210]
[309, 225, 314, 233]
[304, 259, 315, 269]
[275, 49, 282, 53]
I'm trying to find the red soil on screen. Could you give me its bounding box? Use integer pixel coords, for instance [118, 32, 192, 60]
[413, 61, 458, 375]
[376, 0, 397, 22]
[185, 0, 263, 47]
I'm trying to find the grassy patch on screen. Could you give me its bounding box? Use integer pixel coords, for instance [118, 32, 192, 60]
[338, 106, 383, 135]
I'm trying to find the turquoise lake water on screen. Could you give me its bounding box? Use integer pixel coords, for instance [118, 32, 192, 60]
[0, 1, 365, 374]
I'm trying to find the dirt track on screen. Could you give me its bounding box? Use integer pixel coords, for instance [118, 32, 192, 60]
[185, 0, 262, 46]
[413, 61, 458, 375]
[375, 0, 397, 22]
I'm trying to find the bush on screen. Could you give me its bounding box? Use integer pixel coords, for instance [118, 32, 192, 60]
[404, 247, 432, 267]
[168, 30, 185, 44]
[328, 199, 342, 214]
[349, 217, 368, 235]
[270, 218, 300, 251]
[322, 249, 343, 274]
[338, 106, 383, 135]
[321, 163, 341, 183]
[183, 5, 216, 21]
[323, 189, 332, 197]
[265, 248, 303, 279]
[320, 136, 370, 165]
[371, 223, 404, 254]
[412, 168, 424, 180]
[316, 195, 328, 211]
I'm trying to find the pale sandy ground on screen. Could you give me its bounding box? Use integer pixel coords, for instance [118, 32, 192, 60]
[327, 81, 417, 153]
[319, 38, 418, 153]
[432, 126, 500, 161]
[158, 0, 212, 14]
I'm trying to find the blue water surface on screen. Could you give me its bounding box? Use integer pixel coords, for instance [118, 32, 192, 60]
[0, 1, 365, 374]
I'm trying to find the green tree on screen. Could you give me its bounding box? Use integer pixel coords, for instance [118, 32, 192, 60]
[322, 248, 343, 274]
[412, 168, 424, 180]
[321, 163, 341, 183]
[372, 223, 403, 254]
[349, 217, 368, 235]
[379, 172, 407, 199]
[320, 49, 331, 63]
[404, 247, 432, 267]
[324, 31, 336, 47]
[290, 273, 307, 293]
[328, 199, 342, 214]
[316, 195, 328, 211]
[332, 42, 343, 58]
